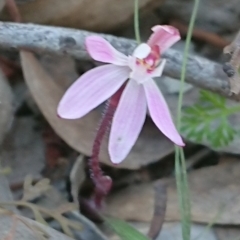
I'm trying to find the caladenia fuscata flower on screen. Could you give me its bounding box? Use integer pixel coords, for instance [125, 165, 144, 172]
[58, 25, 185, 209]
[58, 25, 185, 164]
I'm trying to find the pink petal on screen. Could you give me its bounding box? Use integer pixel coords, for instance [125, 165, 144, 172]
[86, 36, 128, 66]
[144, 79, 184, 146]
[58, 64, 130, 119]
[109, 80, 147, 164]
[147, 25, 181, 53]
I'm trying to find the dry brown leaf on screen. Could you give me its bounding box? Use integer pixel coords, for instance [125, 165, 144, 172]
[214, 226, 240, 240]
[165, 159, 240, 225]
[103, 181, 167, 237]
[105, 184, 155, 222]
[104, 159, 240, 225]
[105, 182, 166, 238]
[1, 0, 163, 31]
[20, 51, 177, 169]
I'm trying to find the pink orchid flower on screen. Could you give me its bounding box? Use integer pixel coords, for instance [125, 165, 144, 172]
[58, 25, 185, 164]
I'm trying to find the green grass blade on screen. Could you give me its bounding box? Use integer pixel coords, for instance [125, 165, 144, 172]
[177, 0, 200, 127]
[175, 0, 200, 239]
[105, 217, 150, 240]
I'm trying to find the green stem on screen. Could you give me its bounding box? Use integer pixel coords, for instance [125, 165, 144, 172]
[177, 0, 200, 129]
[180, 148, 191, 232]
[175, 0, 200, 240]
[134, 0, 141, 44]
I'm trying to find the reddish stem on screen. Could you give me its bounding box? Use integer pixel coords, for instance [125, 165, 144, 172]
[89, 85, 124, 208]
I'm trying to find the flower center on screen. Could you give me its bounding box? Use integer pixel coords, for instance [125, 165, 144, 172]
[136, 45, 160, 73]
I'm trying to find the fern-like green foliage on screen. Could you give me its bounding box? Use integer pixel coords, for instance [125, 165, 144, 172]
[181, 90, 240, 148]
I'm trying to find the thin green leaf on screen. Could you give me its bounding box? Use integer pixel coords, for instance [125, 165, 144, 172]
[104, 217, 150, 240]
[175, 0, 200, 239]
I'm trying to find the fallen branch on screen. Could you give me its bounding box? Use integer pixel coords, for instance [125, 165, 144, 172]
[0, 21, 235, 99]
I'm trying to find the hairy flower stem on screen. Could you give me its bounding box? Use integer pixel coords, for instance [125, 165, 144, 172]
[89, 85, 125, 208]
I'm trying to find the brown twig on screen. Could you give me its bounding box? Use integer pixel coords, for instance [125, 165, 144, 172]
[148, 181, 167, 239]
[170, 20, 229, 49]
